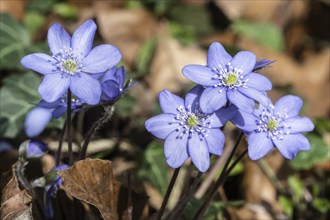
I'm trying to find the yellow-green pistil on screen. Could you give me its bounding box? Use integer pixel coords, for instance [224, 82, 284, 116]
[224, 72, 238, 85]
[64, 59, 77, 72]
[267, 119, 278, 131]
[187, 115, 198, 127]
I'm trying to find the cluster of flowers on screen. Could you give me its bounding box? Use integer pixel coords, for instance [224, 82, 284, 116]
[22, 19, 134, 137]
[145, 42, 314, 172]
[20, 19, 135, 217]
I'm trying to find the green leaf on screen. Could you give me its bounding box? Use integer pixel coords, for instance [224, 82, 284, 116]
[314, 117, 330, 134]
[312, 197, 330, 214]
[135, 37, 157, 75]
[169, 22, 196, 46]
[137, 141, 169, 195]
[0, 72, 41, 138]
[231, 20, 284, 51]
[288, 176, 304, 200]
[0, 13, 49, 70]
[279, 195, 293, 217]
[53, 3, 78, 20]
[289, 134, 329, 170]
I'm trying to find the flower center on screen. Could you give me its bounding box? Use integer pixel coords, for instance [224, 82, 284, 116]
[187, 115, 198, 127]
[64, 59, 77, 72]
[267, 119, 278, 131]
[224, 72, 238, 85]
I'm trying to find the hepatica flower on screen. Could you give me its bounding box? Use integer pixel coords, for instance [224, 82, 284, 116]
[21, 19, 122, 105]
[145, 85, 234, 172]
[232, 95, 314, 160]
[182, 42, 272, 114]
[18, 139, 48, 161]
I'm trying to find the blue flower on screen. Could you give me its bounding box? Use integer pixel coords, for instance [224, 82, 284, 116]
[182, 42, 272, 114]
[25, 94, 83, 137]
[253, 59, 276, 71]
[18, 139, 48, 160]
[231, 95, 314, 160]
[145, 85, 235, 172]
[21, 19, 122, 105]
[101, 66, 137, 102]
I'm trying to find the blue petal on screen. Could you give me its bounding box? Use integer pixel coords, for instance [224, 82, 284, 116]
[246, 72, 272, 90]
[47, 22, 71, 55]
[231, 51, 256, 76]
[102, 66, 126, 87]
[52, 106, 67, 119]
[184, 85, 204, 112]
[21, 53, 56, 75]
[159, 90, 184, 114]
[284, 117, 314, 134]
[248, 132, 274, 160]
[82, 44, 122, 74]
[70, 73, 101, 105]
[231, 109, 258, 132]
[37, 99, 62, 109]
[101, 80, 121, 101]
[72, 19, 96, 57]
[38, 74, 70, 103]
[238, 87, 270, 107]
[25, 107, 53, 137]
[207, 42, 232, 69]
[253, 59, 276, 71]
[145, 114, 179, 139]
[204, 129, 225, 155]
[26, 140, 48, 159]
[274, 95, 303, 118]
[273, 134, 310, 159]
[188, 135, 210, 172]
[227, 90, 254, 113]
[182, 65, 219, 86]
[200, 87, 227, 114]
[209, 105, 238, 128]
[164, 132, 189, 168]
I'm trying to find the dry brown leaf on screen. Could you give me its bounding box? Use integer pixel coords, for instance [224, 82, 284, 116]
[58, 159, 147, 220]
[0, 0, 25, 20]
[0, 163, 32, 220]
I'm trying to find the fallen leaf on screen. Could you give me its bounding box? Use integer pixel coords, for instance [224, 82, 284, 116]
[0, 163, 33, 220]
[58, 158, 147, 220]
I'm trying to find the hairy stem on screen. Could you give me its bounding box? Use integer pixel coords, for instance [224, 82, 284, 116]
[156, 167, 181, 220]
[79, 105, 115, 159]
[194, 132, 244, 220]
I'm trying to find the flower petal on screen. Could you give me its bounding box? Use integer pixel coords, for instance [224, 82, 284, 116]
[101, 80, 121, 101]
[207, 42, 232, 69]
[47, 23, 71, 55]
[284, 117, 314, 134]
[70, 73, 101, 105]
[204, 129, 225, 155]
[82, 44, 122, 74]
[273, 134, 310, 159]
[182, 65, 219, 86]
[25, 107, 53, 137]
[52, 106, 67, 119]
[231, 109, 258, 132]
[231, 51, 256, 75]
[274, 95, 303, 117]
[164, 132, 189, 168]
[210, 104, 238, 128]
[145, 114, 179, 139]
[188, 135, 210, 172]
[72, 19, 96, 57]
[37, 99, 62, 109]
[184, 85, 204, 112]
[238, 87, 270, 107]
[200, 87, 227, 114]
[21, 53, 56, 75]
[38, 74, 70, 102]
[253, 59, 276, 71]
[227, 90, 254, 113]
[248, 132, 274, 160]
[159, 90, 184, 114]
[246, 72, 272, 91]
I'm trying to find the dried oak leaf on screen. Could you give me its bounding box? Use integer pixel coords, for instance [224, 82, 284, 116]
[0, 163, 33, 220]
[58, 159, 147, 220]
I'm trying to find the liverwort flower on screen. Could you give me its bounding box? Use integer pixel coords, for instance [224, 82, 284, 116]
[231, 95, 314, 160]
[25, 94, 84, 137]
[18, 139, 48, 161]
[101, 66, 137, 102]
[182, 42, 272, 114]
[145, 85, 234, 172]
[21, 19, 122, 105]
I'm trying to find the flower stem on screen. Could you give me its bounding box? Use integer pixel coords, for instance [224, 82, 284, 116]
[67, 90, 73, 165]
[56, 119, 66, 166]
[156, 167, 181, 220]
[79, 105, 115, 160]
[193, 132, 244, 220]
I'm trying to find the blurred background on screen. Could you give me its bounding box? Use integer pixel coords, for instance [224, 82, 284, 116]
[0, 0, 329, 219]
